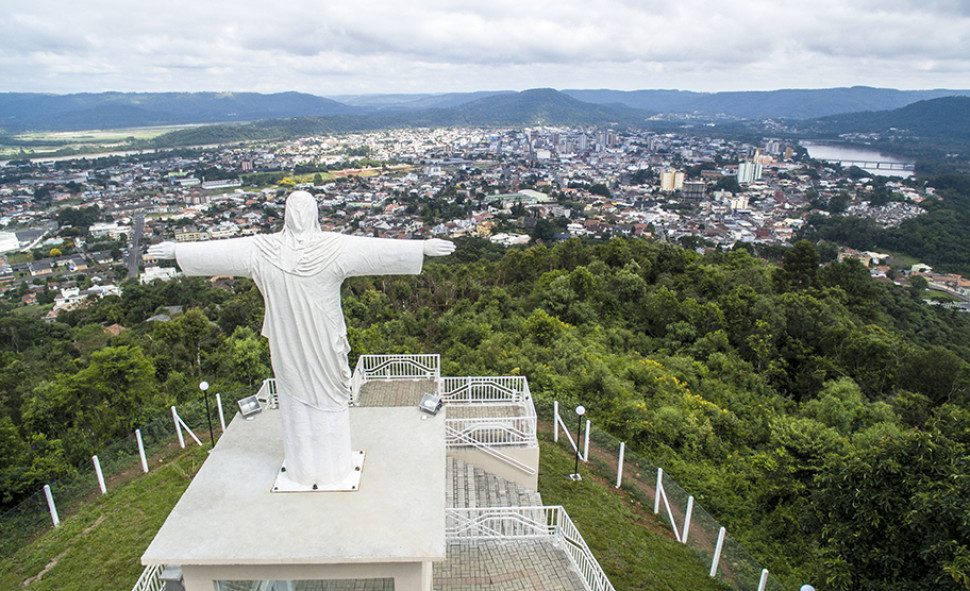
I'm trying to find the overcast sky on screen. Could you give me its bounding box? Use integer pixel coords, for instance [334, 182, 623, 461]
[3, 0, 969, 96]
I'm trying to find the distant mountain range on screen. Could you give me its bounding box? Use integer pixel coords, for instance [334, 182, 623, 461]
[563, 87, 970, 120]
[0, 91, 354, 132]
[3, 86, 970, 133]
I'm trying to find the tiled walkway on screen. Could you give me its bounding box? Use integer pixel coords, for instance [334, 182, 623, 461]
[355, 380, 434, 407]
[447, 457, 542, 508]
[356, 379, 589, 591]
[433, 540, 587, 591]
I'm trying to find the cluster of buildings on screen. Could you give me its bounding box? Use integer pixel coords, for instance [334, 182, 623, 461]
[0, 124, 961, 315]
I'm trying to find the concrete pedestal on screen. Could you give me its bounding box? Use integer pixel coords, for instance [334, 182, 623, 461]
[143, 406, 446, 591]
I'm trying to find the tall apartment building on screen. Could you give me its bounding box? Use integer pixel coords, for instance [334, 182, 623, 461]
[660, 169, 685, 192]
[737, 161, 763, 185]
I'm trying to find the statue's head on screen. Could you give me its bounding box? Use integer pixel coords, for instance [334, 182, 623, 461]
[284, 191, 321, 236]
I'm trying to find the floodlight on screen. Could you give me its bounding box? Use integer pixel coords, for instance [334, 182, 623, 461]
[237, 394, 263, 418]
[418, 392, 443, 415]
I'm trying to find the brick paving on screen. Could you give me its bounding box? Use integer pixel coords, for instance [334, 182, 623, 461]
[447, 457, 542, 509]
[433, 540, 587, 591]
[440, 458, 587, 590]
[355, 379, 434, 407]
[356, 378, 593, 591]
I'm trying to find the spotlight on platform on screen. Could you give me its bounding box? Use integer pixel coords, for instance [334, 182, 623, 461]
[418, 392, 443, 416]
[236, 394, 263, 419]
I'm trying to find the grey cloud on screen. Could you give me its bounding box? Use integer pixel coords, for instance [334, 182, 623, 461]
[0, 0, 968, 94]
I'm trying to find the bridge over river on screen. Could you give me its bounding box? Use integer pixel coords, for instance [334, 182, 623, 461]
[832, 159, 915, 171]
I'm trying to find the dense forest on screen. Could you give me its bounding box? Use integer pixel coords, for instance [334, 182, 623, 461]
[2, 228, 970, 589]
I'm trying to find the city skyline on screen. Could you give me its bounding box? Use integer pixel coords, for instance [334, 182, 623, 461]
[3, 0, 970, 96]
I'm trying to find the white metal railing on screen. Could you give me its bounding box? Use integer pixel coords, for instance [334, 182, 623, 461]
[445, 423, 537, 475]
[355, 354, 440, 380]
[256, 378, 279, 409]
[351, 354, 440, 405]
[444, 415, 536, 448]
[446, 506, 616, 591]
[131, 563, 164, 591]
[439, 375, 531, 405]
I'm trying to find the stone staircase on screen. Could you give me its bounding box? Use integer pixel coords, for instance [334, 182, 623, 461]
[446, 456, 542, 509]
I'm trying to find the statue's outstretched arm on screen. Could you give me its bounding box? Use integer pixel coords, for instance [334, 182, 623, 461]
[423, 238, 456, 257]
[147, 241, 177, 259]
[148, 237, 255, 278]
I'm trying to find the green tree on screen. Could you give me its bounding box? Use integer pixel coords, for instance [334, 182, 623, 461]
[778, 241, 819, 291]
[813, 420, 970, 590]
[223, 326, 271, 387]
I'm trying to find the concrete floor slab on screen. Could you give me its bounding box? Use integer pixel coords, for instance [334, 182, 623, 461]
[143, 405, 446, 566]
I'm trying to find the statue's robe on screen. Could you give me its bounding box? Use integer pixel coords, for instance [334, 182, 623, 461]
[175, 233, 424, 485]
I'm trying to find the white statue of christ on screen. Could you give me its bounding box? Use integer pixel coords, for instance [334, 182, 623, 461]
[147, 191, 454, 488]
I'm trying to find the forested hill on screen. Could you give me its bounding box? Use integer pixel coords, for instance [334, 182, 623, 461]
[565, 86, 970, 120]
[805, 96, 970, 143]
[2, 237, 970, 589]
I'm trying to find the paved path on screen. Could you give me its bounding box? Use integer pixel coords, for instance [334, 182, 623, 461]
[356, 379, 590, 591]
[356, 379, 433, 407]
[434, 540, 587, 591]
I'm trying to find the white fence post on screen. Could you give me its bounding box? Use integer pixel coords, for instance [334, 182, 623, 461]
[92, 455, 107, 495]
[615, 442, 625, 488]
[710, 526, 726, 577]
[583, 419, 590, 462]
[757, 569, 769, 591]
[553, 401, 559, 442]
[136, 429, 148, 473]
[216, 393, 226, 431]
[654, 468, 663, 514]
[172, 406, 203, 447]
[43, 484, 60, 527]
[682, 495, 694, 544]
[172, 406, 185, 448]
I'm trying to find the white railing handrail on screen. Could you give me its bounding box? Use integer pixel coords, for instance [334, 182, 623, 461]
[558, 507, 616, 591]
[439, 375, 530, 404]
[256, 378, 279, 409]
[444, 424, 538, 476]
[446, 506, 615, 591]
[350, 354, 440, 404]
[354, 354, 440, 381]
[131, 563, 164, 591]
[444, 416, 536, 447]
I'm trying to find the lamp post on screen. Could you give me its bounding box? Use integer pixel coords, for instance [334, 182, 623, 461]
[570, 405, 586, 480]
[200, 381, 214, 446]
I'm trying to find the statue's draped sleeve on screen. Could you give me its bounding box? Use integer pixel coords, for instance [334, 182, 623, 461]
[335, 235, 424, 278]
[174, 237, 255, 278]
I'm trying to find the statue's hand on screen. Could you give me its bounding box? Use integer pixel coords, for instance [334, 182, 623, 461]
[423, 238, 455, 257]
[147, 241, 177, 260]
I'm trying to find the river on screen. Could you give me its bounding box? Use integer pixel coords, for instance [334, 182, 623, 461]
[800, 140, 915, 178]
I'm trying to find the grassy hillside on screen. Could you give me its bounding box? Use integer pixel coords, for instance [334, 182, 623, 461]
[0, 434, 724, 590]
[0, 445, 208, 591]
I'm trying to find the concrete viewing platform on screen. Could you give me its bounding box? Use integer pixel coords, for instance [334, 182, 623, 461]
[138, 356, 610, 591]
[143, 404, 445, 590]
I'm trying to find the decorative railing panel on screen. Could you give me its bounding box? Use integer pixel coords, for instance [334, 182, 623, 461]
[439, 376, 530, 404]
[444, 415, 536, 447]
[131, 563, 164, 591]
[446, 506, 616, 591]
[354, 354, 440, 381]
